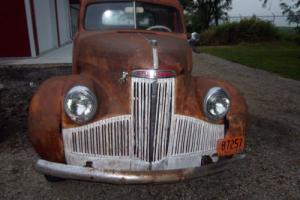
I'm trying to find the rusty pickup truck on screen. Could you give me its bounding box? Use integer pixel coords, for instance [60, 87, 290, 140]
[28, 0, 248, 184]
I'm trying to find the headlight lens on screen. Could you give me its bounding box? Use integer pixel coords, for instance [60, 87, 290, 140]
[203, 87, 230, 120]
[64, 86, 97, 124]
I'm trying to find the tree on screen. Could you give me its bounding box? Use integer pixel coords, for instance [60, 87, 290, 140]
[212, 0, 232, 26]
[179, 0, 191, 9]
[261, 0, 300, 34]
[182, 0, 232, 32]
[280, 0, 300, 33]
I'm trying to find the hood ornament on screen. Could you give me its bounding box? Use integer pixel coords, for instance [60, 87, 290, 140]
[119, 71, 128, 84]
[149, 40, 159, 69]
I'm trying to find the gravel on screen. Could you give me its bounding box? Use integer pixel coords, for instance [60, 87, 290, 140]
[0, 53, 299, 200]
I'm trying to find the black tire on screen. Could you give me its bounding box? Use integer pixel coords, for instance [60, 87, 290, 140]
[192, 46, 200, 53]
[44, 175, 65, 182]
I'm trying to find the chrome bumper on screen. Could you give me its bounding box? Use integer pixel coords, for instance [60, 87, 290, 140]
[36, 154, 245, 184]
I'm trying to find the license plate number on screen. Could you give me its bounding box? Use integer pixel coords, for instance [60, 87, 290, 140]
[217, 136, 245, 156]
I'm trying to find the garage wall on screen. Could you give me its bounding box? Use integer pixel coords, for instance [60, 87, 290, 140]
[56, 0, 72, 45]
[0, 1, 31, 57]
[33, 0, 58, 54]
[70, 4, 80, 38]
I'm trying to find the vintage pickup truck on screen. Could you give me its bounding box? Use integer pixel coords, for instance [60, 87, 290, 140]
[28, 0, 248, 184]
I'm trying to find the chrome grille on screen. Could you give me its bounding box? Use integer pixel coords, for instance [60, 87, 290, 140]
[63, 116, 132, 158]
[62, 76, 225, 170]
[131, 77, 174, 162]
[168, 115, 224, 156]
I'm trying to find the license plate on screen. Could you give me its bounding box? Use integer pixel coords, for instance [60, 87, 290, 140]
[217, 136, 245, 156]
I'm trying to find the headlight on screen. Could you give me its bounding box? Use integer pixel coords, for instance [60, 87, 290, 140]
[203, 87, 230, 120]
[64, 86, 97, 124]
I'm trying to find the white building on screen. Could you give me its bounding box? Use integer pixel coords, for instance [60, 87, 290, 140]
[0, 0, 80, 58]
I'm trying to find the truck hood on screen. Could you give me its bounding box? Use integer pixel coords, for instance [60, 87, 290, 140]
[74, 31, 192, 75]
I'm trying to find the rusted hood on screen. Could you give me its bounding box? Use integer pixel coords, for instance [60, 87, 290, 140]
[73, 31, 192, 75]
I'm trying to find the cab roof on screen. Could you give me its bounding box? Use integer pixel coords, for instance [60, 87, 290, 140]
[81, 0, 183, 10]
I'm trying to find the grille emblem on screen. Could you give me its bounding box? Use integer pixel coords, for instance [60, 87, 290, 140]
[131, 69, 176, 79]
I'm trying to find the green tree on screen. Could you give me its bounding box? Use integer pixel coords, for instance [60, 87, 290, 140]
[212, 0, 232, 26]
[179, 0, 191, 9]
[182, 0, 232, 32]
[280, 0, 300, 33]
[261, 0, 300, 34]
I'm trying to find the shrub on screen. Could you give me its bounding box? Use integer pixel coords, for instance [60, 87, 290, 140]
[296, 36, 300, 45]
[278, 27, 300, 45]
[200, 27, 217, 45]
[200, 17, 280, 45]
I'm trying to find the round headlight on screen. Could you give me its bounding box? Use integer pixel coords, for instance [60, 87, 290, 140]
[64, 86, 97, 124]
[203, 87, 230, 120]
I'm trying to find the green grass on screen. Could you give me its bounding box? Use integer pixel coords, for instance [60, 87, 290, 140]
[201, 42, 300, 80]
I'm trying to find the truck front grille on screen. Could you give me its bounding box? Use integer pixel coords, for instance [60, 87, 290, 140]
[63, 116, 132, 158]
[62, 76, 225, 170]
[168, 115, 224, 155]
[132, 77, 174, 162]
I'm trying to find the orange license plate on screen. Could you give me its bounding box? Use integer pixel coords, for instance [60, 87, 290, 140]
[217, 136, 245, 156]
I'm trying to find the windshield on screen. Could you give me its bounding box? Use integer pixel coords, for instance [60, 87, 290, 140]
[85, 2, 183, 33]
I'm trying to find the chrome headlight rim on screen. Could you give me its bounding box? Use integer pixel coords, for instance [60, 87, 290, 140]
[64, 85, 98, 124]
[203, 87, 231, 121]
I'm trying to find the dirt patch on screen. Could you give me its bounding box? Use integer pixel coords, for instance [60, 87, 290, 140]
[0, 54, 299, 200]
[0, 67, 71, 143]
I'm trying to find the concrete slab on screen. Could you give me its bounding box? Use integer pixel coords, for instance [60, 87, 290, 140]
[0, 43, 73, 66]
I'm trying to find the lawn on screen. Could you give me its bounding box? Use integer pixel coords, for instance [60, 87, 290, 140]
[201, 42, 300, 81]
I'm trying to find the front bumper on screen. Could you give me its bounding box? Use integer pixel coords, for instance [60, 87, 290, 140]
[36, 154, 245, 184]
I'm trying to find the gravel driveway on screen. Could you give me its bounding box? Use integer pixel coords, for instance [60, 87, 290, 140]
[0, 53, 299, 200]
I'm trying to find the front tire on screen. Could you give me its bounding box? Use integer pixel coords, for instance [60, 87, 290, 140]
[44, 175, 65, 182]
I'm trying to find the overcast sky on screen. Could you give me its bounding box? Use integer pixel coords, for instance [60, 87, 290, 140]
[228, 0, 284, 16]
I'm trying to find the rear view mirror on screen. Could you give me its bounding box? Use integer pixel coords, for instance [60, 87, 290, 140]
[125, 7, 144, 13]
